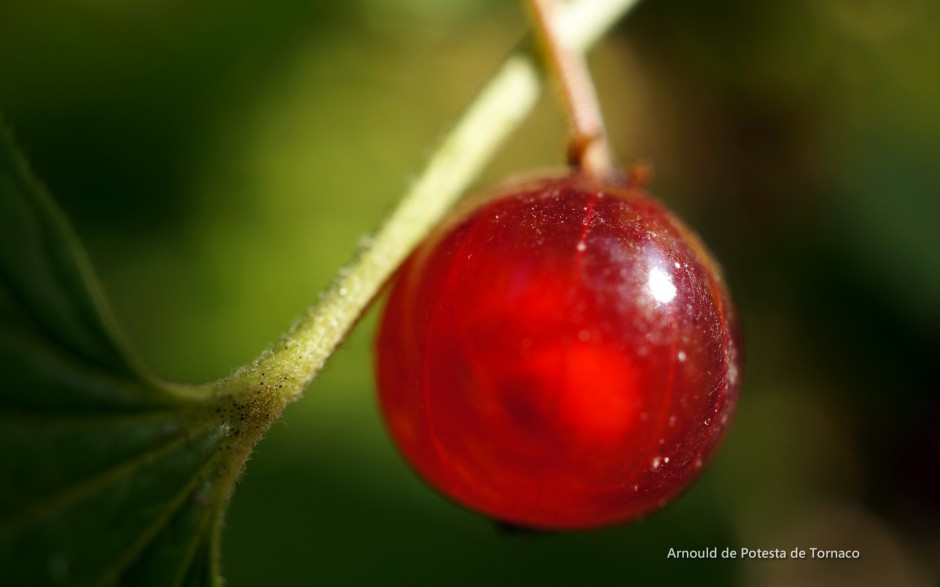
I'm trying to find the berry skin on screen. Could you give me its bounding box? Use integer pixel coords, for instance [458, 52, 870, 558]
[375, 173, 741, 529]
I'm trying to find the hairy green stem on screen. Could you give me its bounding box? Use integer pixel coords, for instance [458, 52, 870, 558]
[224, 0, 643, 402]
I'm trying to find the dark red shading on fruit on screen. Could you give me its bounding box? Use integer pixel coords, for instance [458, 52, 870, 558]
[375, 174, 742, 529]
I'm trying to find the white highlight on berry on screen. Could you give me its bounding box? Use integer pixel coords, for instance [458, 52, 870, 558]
[647, 267, 677, 304]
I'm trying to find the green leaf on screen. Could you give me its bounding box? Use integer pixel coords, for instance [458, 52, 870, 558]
[0, 126, 275, 586]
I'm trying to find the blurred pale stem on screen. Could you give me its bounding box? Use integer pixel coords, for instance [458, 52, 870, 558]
[236, 0, 643, 400]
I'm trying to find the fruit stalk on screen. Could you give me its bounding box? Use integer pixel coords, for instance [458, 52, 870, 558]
[526, 0, 617, 177]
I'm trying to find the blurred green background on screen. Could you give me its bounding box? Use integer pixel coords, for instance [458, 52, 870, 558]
[1, 0, 938, 585]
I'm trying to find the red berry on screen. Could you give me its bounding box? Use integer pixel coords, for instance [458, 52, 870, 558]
[375, 173, 742, 529]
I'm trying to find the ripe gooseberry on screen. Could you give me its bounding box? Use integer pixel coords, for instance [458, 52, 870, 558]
[374, 172, 741, 529]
